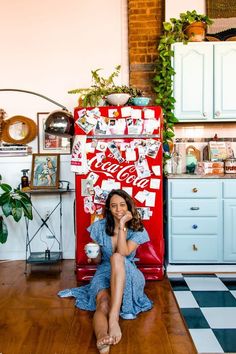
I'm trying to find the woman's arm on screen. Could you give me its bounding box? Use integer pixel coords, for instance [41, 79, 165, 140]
[116, 211, 139, 256]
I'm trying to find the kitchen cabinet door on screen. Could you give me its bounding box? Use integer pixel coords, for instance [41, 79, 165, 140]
[214, 43, 236, 119]
[173, 43, 213, 121]
[173, 42, 236, 122]
[166, 179, 221, 264]
[223, 200, 236, 261]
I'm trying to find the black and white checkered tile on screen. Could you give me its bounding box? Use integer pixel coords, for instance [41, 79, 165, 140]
[169, 273, 236, 353]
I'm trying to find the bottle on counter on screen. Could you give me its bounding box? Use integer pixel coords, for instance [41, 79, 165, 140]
[21, 169, 30, 190]
[186, 152, 197, 174]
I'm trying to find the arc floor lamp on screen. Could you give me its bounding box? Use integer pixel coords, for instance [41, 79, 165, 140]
[0, 88, 74, 138]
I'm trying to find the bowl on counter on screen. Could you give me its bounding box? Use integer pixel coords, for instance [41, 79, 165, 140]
[130, 97, 150, 106]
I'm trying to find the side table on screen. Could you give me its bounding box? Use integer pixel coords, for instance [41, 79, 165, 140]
[24, 186, 74, 274]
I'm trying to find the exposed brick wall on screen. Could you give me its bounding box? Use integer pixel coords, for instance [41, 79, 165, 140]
[128, 0, 164, 101]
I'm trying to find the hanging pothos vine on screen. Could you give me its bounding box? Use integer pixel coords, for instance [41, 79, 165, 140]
[153, 11, 213, 153]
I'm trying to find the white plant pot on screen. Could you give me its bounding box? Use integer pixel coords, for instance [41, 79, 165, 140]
[106, 93, 130, 106]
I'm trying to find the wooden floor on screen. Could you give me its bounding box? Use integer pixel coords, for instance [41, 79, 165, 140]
[0, 260, 197, 354]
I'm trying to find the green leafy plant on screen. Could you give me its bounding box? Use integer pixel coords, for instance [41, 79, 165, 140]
[68, 65, 144, 107]
[153, 10, 213, 149]
[0, 175, 33, 244]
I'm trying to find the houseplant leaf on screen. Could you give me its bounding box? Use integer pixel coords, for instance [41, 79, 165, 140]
[0, 216, 8, 244]
[0, 177, 33, 243]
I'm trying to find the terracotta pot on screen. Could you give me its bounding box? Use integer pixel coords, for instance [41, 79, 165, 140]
[184, 21, 206, 42]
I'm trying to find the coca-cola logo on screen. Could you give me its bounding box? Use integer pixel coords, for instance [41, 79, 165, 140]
[89, 155, 150, 189]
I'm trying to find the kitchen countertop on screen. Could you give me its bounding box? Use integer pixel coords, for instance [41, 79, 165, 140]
[165, 173, 236, 179]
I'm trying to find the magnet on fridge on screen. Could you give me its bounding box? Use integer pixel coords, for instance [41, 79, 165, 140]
[84, 196, 96, 214]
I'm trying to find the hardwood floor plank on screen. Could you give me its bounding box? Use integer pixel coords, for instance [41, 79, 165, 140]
[0, 260, 197, 354]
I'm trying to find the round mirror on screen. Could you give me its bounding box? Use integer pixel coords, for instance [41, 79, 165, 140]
[1, 115, 37, 144]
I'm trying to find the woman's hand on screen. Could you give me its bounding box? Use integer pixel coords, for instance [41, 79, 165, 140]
[120, 211, 133, 227]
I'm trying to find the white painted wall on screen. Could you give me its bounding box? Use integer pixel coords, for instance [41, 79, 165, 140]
[165, 0, 205, 21]
[0, 0, 128, 260]
[0, 0, 205, 260]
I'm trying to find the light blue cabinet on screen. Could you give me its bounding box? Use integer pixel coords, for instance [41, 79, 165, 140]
[173, 42, 236, 122]
[223, 180, 236, 261]
[166, 178, 236, 264]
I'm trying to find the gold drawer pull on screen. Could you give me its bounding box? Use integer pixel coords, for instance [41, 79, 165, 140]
[192, 187, 198, 193]
[192, 244, 198, 251]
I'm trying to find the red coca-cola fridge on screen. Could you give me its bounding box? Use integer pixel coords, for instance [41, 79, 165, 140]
[72, 105, 164, 281]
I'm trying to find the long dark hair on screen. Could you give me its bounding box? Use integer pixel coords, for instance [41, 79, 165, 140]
[104, 189, 144, 236]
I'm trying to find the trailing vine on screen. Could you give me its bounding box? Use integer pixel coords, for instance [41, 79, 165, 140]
[153, 11, 213, 151]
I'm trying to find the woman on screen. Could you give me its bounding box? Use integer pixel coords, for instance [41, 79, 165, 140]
[58, 189, 153, 354]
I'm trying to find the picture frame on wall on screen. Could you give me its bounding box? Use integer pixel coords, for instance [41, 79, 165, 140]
[30, 153, 60, 189]
[37, 112, 71, 154]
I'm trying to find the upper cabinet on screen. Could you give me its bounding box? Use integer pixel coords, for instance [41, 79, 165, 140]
[173, 42, 236, 122]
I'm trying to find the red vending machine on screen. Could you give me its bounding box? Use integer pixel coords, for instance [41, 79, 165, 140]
[73, 105, 164, 281]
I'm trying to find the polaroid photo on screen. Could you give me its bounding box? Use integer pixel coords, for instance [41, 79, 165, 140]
[108, 118, 116, 134]
[125, 147, 136, 161]
[120, 141, 130, 151]
[94, 188, 109, 205]
[150, 178, 161, 189]
[86, 142, 95, 153]
[96, 141, 108, 152]
[121, 106, 132, 117]
[81, 179, 94, 196]
[96, 152, 106, 163]
[146, 140, 161, 159]
[101, 179, 121, 191]
[122, 186, 133, 196]
[134, 158, 151, 178]
[115, 119, 126, 135]
[137, 207, 150, 220]
[87, 172, 99, 185]
[84, 196, 96, 214]
[131, 108, 142, 119]
[145, 191, 156, 207]
[143, 108, 155, 119]
[94, 116, 108, 135]
[108, 109, 119, 118]
[108, 141, 125, 163]
[76, 111, 96, 134]
[127, 119, 143, 135]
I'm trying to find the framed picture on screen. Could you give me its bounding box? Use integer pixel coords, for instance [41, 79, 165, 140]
[30, 153, 60, 189]
[37, 112, 71, 154]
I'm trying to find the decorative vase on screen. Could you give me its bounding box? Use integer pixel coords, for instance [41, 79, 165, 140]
[106, 93, 130, 106]
[184, 21, 206, 42]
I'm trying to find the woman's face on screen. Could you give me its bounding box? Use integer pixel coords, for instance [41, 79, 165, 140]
[109, 194, 128, 221]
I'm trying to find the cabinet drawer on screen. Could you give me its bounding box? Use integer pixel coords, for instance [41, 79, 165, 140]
[172, 217, 218, 234]
[171, 199, 219, 217]
[223, 180, 236, 198]
[170, 180, 219, 198]
[171, 236, 218, 262]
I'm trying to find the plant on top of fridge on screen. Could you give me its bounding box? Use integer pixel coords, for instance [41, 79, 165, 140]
[68, 65, 145, 107]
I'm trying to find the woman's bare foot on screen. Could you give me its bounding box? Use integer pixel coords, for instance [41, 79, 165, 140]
[109, 319, 122, 345]
[97, 335, 113, 354]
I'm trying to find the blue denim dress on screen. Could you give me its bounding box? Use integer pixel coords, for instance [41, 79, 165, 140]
[58, 219, 153, 319]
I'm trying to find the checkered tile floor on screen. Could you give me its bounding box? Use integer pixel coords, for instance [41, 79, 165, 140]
[168, 273, 236, 353]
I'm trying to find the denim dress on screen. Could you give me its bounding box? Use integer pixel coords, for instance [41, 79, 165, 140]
[58, 219, 153, 319]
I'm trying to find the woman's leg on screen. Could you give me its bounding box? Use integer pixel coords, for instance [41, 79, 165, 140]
[109, 253, 125, 345]
[93, 289, 113, 353]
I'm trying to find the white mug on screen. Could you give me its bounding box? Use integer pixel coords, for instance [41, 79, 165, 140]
[84, 242, 100, 259]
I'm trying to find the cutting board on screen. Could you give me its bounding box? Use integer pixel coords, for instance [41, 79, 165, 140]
[186, 145, 201, 161]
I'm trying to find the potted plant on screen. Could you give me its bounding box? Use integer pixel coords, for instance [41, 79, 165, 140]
[153, 10, 213, 159]
[68, 65, 124, 107]
[68, 65, 148, 107]
[0, 174, 33, 244]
